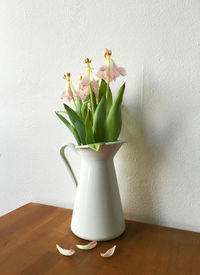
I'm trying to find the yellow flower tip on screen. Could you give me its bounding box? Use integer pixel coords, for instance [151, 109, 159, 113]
[62, 74, 67, 79]
[84, 58, 91, 64]
[104, 49, 112, 58]
[79, 76, 82, 80]
[67, 72, 71, 79]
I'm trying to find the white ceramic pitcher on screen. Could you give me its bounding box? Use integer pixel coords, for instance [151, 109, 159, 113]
[60, 140, 127, 241]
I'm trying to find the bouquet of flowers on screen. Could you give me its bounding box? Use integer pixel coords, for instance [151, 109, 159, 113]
[56, 48, 126, 151]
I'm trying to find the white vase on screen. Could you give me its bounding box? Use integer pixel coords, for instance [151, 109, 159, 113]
[60, 140, 127, 241]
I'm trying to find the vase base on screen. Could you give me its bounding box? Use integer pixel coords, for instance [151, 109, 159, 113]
[70, 224, 126, 241]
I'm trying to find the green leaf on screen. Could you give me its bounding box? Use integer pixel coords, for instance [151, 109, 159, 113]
[93, 96, 106, 142]
[64, 104, 86, 145]
[77, 98, 82, 117]
[90, 86, 97, 116]
[98, 79, 107, 102]
[85, 111, 95, 144]
[106, 85, 113, 116]
[88, 142, 105, 151]
[81, 100, 89, 119]
[57, 111, 67, 115]
[55, 112, 81, 145]
[85, 95, 90, 102]
[99, 80, 112, 116]
[105, 83, 125, 142]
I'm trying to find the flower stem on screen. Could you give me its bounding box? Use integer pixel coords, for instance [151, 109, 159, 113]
[106, 78, 110, 99]
[72, 97, 77, 110]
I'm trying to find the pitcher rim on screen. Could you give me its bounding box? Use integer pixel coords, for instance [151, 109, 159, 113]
[75, 140, 128, 149]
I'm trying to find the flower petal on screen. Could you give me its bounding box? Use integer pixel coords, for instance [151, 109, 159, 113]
[117, 66, 126, 76]
[76, 240, 97, 250]
[56, 244, 75, 256]
[81, 75, 90, 87]
[100, 245, 116, 258]
[90, 79, 99, 97]
[97, 65, 107, 79]
[61, 90, 66, 99]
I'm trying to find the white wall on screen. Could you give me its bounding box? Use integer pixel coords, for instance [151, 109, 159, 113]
[1, 0, 200, 232]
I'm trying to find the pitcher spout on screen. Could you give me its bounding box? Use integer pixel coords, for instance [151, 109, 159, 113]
[76, 140, 128, 161]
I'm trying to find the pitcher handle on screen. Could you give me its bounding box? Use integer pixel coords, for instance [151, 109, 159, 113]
[60, 143, 78, 187]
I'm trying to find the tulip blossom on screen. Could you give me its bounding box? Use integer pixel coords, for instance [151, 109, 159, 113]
[78, 58, 99, 100]
[61, 73, 77, 102]
[97, 48, 126, 82]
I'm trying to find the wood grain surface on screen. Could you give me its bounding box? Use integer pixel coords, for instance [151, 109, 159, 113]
[0, 203, 200, 275]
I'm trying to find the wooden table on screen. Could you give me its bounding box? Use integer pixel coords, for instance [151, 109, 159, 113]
[1, 203, 200, 275]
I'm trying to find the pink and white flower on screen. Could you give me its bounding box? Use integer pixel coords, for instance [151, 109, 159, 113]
[61, 73, 77, 102]
[78, 58, 99, 100]
[97, 48, 126, 82]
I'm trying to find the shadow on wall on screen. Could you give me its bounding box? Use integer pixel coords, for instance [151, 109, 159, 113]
[117, 91, 177, 226]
